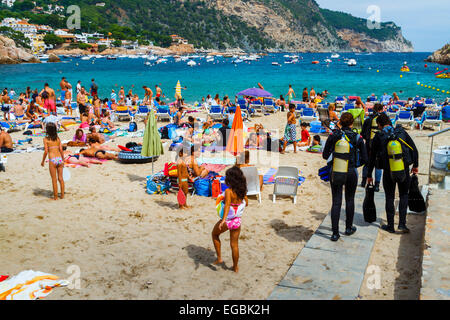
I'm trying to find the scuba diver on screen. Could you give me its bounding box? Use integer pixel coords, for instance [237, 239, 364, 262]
[323, 112, 368, 242]
[360, 103, 384, 191]
[367, 113, 419, 234]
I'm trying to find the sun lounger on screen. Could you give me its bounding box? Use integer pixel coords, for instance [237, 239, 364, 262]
[241, 166, 261, 203]
[114, 106, 134, 122]
[317, 107, 337, 130]
[417, 110, 443, 131]
[299, 108, 318, 124]
[156, 106, 171, 122]
[272, 166, 299, 204]
[343, 104, 355, 111]
[395, 110, 415, 129]
[424, 98, 436, 108]
[386, 108, 398, 121]
[295, 103, 307, 117]
[263, 99, 277, 113]
[250, 100, 263, 113]
[335, 96, 346, 109]
[208, 105, 224, 120]
[135, 105, 150, 121]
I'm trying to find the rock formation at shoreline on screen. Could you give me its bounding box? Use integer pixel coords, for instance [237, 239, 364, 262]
[0, 35, 40, 64]
[48, 53, 60, 63]
[426, 44, 450, 65]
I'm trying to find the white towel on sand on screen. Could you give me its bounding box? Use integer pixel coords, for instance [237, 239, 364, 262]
[0, 270, 69, 300]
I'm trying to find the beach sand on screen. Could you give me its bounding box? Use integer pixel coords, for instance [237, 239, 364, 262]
[1, 111, 447, 300]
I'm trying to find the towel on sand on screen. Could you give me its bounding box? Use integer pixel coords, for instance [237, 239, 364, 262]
[263, 168, 306, 186]
[0, 270, 69, 300]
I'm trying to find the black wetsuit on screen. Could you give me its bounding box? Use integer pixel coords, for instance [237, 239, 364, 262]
[323, 127, 368, 235]
[367, 125, 419, 228]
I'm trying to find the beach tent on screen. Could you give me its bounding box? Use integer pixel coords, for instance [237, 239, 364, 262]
[175, 80, 182, 99]
[141, 110, 164, 174]
[237, 88, 273, 98]
[226, 105, 244, 156]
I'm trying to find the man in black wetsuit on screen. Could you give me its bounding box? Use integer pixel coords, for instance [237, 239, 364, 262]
[367, 113, 419, 234]
[323, 112, 368, 242]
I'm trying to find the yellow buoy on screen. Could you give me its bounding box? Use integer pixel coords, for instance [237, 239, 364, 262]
[421, 84, 424, 87]
[417, 82, 420, 85]
[437, 89, 440, 92]
[447, 91, 450, 94]
[432, 87, 435, 90]
[400, 75, 403, 78]
[377, 70, 379, 73]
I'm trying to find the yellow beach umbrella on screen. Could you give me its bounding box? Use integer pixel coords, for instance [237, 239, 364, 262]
[175, 80, 182, 99]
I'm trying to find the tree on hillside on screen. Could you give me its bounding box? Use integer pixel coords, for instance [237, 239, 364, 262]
[12, 0, 34, 12]
[112, 39, 122, 47]
[43, 34, 64, 47]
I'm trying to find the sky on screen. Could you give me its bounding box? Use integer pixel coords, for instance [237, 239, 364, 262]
[315, 0, 450, 52]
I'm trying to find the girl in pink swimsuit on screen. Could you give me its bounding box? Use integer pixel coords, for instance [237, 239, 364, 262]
[212, 166, 248, 273]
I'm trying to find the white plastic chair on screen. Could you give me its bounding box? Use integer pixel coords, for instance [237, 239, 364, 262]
[272, 166, 299, 204]
[241, 166, 261, 203]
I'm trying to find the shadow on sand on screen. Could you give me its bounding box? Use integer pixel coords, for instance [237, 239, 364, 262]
[183, 244, 229, 271]
[270, 219, 314, 243]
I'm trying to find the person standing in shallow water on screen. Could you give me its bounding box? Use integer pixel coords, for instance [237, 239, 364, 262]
[41, 123, 65, 200]
[286, 84, 296, 104]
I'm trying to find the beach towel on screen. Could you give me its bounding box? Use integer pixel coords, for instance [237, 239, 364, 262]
[196, 157, 236, 166]
[201, 163, 227, 173]
[263, 168, 306, 186]
[0, 270, 69, 300]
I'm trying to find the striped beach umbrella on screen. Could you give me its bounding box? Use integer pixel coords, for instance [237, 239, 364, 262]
[175, 80, 182, 99]
[141, 110, 164, 174]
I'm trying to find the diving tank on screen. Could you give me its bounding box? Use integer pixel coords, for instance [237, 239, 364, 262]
[332, 137, 350, 185]
[387, 140, 406, 182]
[370, 117, 379, 140]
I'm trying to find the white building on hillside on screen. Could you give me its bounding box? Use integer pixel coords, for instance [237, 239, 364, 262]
[1, 0, 16, 8]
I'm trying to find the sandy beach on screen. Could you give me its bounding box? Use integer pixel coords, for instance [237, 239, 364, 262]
[1, 110, 448, 300]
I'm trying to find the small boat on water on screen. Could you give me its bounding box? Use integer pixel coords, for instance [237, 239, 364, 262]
[347, 59, 357, 66]
[106, 55, 117, 60]
[233, 59, 243, 64]
[400, 66, 410, 72]
[324, 59, 332, 63]
[187, 60, 197, 67]
[436, 72, 450, 79]
[312, 60, 319, 64]
[331, 53, 340, 59]
[272, 62, 281, 66]
[37, 54, 49, 61]
[81, 56, 92, 60]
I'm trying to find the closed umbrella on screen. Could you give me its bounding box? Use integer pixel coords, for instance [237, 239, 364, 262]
[141, 110, 164, 174]
[226, 105, 244, 156]
[175, 80, 182, 99]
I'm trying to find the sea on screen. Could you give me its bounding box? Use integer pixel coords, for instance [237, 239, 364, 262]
[1, 52, 449, 104]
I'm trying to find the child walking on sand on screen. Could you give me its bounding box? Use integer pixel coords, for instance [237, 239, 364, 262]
[176, 147, 190, 209]
[41, 123, 65, 200]
[281, 104, 297, 154]
[212, 166, 248, 272]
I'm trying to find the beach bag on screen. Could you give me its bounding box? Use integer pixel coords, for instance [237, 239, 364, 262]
[363, 184, 377, 223]
[408, 174, 426, 213]
[147, 174, 170, 195]
[167, 124, 178, 140]
[163, 162, 178, 177]
[99, 128, 111, 134]
[194, 178, 212, 197]
[318, 164, 331, 182]
[128, 121, 137, 132]
[159, 126, 169, 139]
[212, 177, 222, 198]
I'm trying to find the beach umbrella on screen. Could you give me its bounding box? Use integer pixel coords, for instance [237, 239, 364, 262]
[237, 87, 273, 98]
[226, 105, 244, 156]
[141, 110, 164, 174]
[175, 80, 182, 99]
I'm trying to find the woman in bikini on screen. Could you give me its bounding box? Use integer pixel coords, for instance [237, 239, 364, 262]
[212, 166, 248, 273]
[41, 123, 65, 200]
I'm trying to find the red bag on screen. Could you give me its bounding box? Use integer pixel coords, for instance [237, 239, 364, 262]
[212, 178, 222, 199]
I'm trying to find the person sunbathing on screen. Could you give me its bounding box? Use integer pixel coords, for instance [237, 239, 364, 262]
[0, 127, 14, 153]
[100, 111, 115, 130]
[79, 143, 118, 160]
[25, 101, 40, 121]
[63, 147, 103, 167]
[188, 145, 209, 178]
[86, 126, 106, 144]
[87, 138, 121, 152]
[66, 129, 87, 147]
[12, 103, 27, 123]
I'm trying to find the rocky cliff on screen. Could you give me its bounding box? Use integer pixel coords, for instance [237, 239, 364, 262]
[426, 44, 450, 65]
[337, 29, 413, 52]
[0, 35, 40, 64]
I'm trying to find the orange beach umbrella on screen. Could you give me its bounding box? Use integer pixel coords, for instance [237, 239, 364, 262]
[226, 105, 244, 156]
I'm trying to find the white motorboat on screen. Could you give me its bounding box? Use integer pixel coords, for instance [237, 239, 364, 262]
[324, 59, 332, 63]
[331, 53, 340, 59]
[272, 62, 281, 66]
[187, 60, 197, 67]
[233, 59, 243, 64]
[347, 59, 357, 66]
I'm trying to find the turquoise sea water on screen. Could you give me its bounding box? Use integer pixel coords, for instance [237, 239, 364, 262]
[1, 52, 449, 104]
